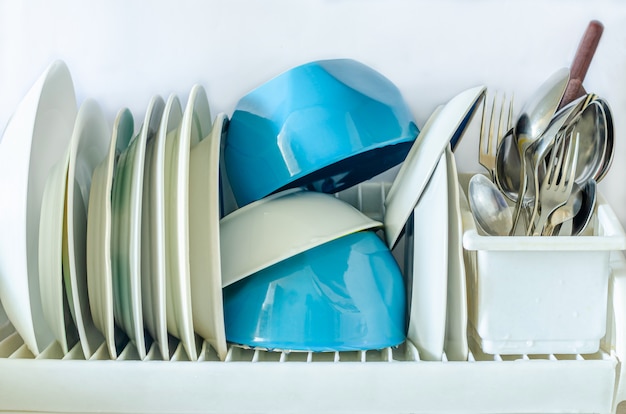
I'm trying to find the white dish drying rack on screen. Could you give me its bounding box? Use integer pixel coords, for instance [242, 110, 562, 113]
[1, 180, 626, 414]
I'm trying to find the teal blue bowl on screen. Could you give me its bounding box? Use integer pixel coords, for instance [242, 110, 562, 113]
[223, 231, 406, 352]
[224, 59, 419, 207]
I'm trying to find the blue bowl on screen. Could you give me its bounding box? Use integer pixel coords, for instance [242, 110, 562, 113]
[224, 59, 419, 206]
[223, 231, 406, 352]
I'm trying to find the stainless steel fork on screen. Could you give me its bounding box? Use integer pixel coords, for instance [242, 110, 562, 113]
[478, 93, 514, 180]
[532, 131, 580, 236]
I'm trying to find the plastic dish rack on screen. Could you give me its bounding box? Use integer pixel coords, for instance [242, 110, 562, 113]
[1, 180, 626, 414]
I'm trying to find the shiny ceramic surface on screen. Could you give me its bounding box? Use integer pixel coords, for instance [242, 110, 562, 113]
[111, 95, 165, 360]
[223, 231, 406, 352]
[224, 59, 419, 207]
[86, 108, 134, 359]
[189, 113, 228, 360]
[64, 99, 110, 359]
[220, 189, 382, 288]
[404, 151, 448, 361]
[39, 148, 75, 354]
[141, 94, 182, 360]
[443, 146, 468, 360]
[0, 60, 77, 355]
[163, 85, 211, 361]
[384, 86, 485, 248]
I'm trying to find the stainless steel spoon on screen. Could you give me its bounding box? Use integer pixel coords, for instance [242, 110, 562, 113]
[591, 98, 614, 183]
[495, 95, 587, 203]
[522, 95, 589, 232]
[545, 179, 596, 236]
[568, 96, 613, 185]
[468, 173, 512, 236]
[495, 94, 585, 234]
[542, 182, 582, 236]
[571, 178, 597, 236]
[508, 67, 570, 235]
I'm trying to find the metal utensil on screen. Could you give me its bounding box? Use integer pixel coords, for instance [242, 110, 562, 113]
[508, 67, 570, 234]
[478, 93, 513, 180]
[532, 131, 580, 236]
[468, 173, 512, 236]
[548, 179, 597, 236]
[574, 96, 614, 184]
[558, 20, 604, 109]
[542, 182, 582, 236]
[522, 95, 589, 233]
[570, 178, 597, 236]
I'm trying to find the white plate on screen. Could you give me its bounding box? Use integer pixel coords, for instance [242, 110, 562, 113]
[112, 96, 165, 360]
[39, 148, 77, 354]
[64, 99, 110, 359]
[189, 113, 228, 360]
[165, 85, 210, 361]
[141, 94, 183, 360]
[444, 145, 469, 361]
[404, 150, 448, 361]
[384, 86, 486, 249]
[0, 60, 77, 355]
[87, 108, 134, 359]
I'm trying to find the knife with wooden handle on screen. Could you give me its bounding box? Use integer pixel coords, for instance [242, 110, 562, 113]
[558, 20, 604, 109]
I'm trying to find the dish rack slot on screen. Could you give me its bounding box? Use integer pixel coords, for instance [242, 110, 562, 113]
[0, 322, 615, 364]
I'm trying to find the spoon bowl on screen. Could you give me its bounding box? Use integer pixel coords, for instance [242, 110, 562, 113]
[572, 179, 597, 236]
[495, 94, 589, 236]
[569, 97, 612, 185]
[508, 68, 570, 234]
[494, 129, 527, 202]
[468, 174, 512, 236]
[592, 98, 614, 183]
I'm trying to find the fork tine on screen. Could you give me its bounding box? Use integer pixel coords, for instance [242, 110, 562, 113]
[552, 131, 568, 186]
[563, 131, 580, 191]
[483, 94, 497, 154]
[479, 95, 488, 153]
[487, 94, 497, 156]
[544, 134, 563, 186]
[532, 129, 580, 235]
[496, 93, 507, 145]
[507, 93, 514, 131]
[478, 92, 513, 179]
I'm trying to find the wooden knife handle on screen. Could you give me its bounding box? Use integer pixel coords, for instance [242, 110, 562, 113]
[559, 20, 604, 108]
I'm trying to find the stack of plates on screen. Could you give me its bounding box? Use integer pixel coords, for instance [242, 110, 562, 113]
[0, 61, 227, 361]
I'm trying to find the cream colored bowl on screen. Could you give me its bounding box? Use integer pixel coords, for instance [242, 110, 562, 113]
[220, 189, 383, 288]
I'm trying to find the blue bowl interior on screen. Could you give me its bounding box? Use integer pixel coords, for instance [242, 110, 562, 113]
[225, 59, 419, 206]
[223, 231, 406, 352]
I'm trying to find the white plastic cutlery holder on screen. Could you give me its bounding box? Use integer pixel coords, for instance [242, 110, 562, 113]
[458, 174, 626, 356]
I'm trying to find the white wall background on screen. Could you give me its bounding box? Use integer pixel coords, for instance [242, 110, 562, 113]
[1, 0, 626, 225]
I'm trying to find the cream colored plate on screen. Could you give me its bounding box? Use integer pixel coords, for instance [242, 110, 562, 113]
[405, 150, 448, 361]
[39, 148, 76, 354]
[165, 85, 212, 361]
[444, 145, 469, 361]
[384, 86, 486, 249]
[189, 113, 228, 360]
[87, 108, 134, 359]
[0, 60, 77, 355]
[142, 94, 182, 360]
[111, 96, 165, 360]
[64, 99, 110, 359]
